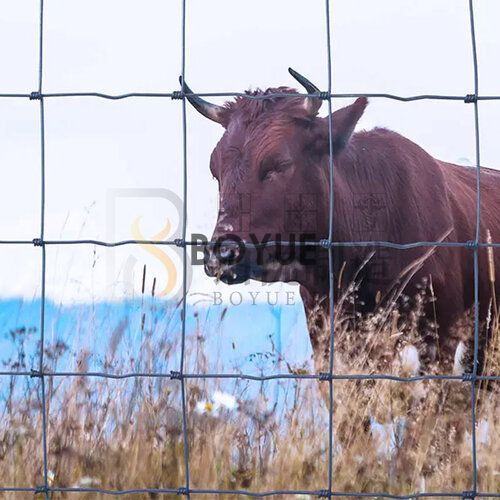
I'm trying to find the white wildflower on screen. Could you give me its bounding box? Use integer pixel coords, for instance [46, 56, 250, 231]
[47, 470, 55, 487]
[78, 476, 101, 487]
[213, 390, 238, 411]
[195, 391, 238, 416]
[453, 341, 467, 375]
[195, 400, 215, 415]
[16, 425, 28, 437]
[478, 419, 490, 445]
[399, 345, 420, 376]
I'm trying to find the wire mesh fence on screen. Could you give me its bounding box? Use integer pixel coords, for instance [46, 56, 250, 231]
[1, 0, 500, 498]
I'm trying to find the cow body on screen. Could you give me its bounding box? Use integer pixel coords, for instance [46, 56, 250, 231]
[182, 71, 500, 375]
[301, 127, 500, 374]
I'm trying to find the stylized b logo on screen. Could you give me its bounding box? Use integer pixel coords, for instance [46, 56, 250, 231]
[106, 188, 191, 300]
[130, 217, 178, 297]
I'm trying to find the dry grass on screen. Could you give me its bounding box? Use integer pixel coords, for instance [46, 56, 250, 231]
[1, 283, 499, 500]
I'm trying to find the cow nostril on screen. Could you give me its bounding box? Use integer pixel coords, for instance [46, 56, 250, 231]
[220, 245, 233, 259]
[218, 242, 240, 261]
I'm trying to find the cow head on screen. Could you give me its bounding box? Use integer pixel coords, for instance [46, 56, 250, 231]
[184, 69, 367, 286]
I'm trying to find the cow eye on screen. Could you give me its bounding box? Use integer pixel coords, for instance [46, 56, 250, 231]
[260, 160, 291, 182]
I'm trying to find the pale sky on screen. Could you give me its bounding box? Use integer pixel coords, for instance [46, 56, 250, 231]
[0, 0, 499, 303]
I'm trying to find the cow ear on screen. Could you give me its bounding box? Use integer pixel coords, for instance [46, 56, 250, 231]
[330, 97, 368, 151]
[310, 97, 368, 156]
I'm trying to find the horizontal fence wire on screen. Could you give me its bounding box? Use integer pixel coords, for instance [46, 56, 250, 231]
[0, 486, 497, 498]
[2, 91, 500, 101]
[1, 370, 499, 382]
[1, 238, 500, 249]
[0, 0, 499, 497]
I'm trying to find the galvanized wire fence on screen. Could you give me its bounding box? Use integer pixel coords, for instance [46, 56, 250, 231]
[1, 0, 500, 498]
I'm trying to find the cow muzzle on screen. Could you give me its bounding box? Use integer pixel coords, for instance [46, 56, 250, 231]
[204, 238, 251, 284]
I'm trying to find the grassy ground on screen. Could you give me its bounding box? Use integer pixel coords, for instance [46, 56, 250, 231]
[1, 285, 499, 499]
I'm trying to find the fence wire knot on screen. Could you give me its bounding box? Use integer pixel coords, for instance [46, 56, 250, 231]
[318, 91, 330, 100]
[465, 240, 478, 248]
[319, 372, 332, 381]
[34, 485, 48, 494]
[29, 91, 42, 100]
[174, 238, 185, 247]
[462, 490, 476, 500]
[319, 239, 332, 249]
[464, 94, 477, 103]
[30, 369, 42, 378]
[171, 90, 184, 100]
[170, 370, 182, 380]
[318, 489, 331, 498]
[462, 372, 476, 382]
[176, 487, 189, 495]
[32, 238, 44, 247]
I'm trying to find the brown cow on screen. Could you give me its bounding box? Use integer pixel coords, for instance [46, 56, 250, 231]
[183, 69, 500, 378]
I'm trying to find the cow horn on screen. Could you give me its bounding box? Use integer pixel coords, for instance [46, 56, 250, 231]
[179, 76, 225, 124]
[288, 67, 322, 117]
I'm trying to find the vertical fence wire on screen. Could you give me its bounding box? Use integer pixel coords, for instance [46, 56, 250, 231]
[325, 0, 336, 496]
[179, 0, 192, 496]
[468, 0, 481, 494]
[35, 0, 50, 498]
[0, 0, 499, 498]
